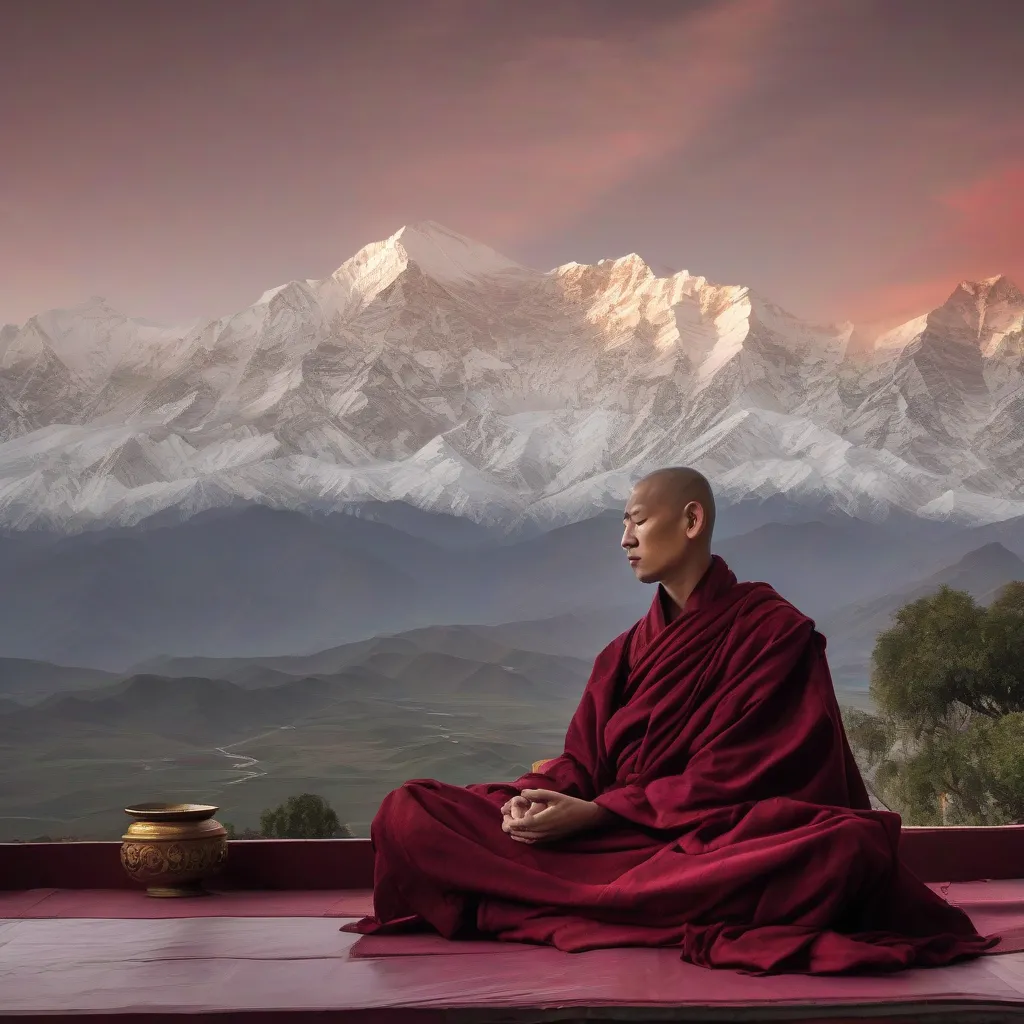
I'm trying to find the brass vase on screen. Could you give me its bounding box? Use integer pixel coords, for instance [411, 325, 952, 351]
[121, 803, 228, 897]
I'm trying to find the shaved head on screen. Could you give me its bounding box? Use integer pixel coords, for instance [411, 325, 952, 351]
[634, 467, 716, 540]
[621, 467, 716, 600]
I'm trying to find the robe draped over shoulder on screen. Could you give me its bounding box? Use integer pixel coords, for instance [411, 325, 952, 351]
[343, 556, 995, 974]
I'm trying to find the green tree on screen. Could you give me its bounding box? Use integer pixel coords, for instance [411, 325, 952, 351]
[847, 582, 1024, 825]
[258, 793, 352, 838]
[223, 823, 262, 840]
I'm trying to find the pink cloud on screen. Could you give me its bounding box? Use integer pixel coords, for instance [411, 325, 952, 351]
[841, 161, 1024, 327]
[940, 162, 1024, 266]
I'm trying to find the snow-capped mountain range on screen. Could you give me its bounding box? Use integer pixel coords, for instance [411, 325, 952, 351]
[1, 221, 1022, 532]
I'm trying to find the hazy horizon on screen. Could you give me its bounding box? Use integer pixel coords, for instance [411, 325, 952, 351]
[4, 219, 1019, 340]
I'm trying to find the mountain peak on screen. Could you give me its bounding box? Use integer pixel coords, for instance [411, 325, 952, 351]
[962, 536, 1019, 561]
[982, 273, 1017, 290]
[327, 221, 533, 304]
[951, 274, 1023, 304]
[597, 252, 648, 267]
[387, 222, 530, 283]
[256, 279, 316, 306]
[395, 220, 463, 243]
[955, 540, 1024, 569]
[39, 295, 121, 319]
[923, 273, 1024, 350]
[930, 542, 1024, 588]
[928, 541, 1024, 605]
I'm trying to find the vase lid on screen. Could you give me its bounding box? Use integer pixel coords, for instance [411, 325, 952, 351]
[124, 802, 218, 822]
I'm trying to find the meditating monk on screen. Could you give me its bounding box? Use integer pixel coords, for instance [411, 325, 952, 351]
[344, 467, 994, 974]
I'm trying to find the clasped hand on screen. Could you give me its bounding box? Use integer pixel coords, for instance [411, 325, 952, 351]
[500, 789, 609, 844]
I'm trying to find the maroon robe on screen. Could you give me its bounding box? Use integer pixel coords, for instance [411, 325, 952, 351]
[344, 556, 994, 974]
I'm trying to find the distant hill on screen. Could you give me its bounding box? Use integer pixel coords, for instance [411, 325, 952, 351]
[330, 500, 502, 549]
[0, 658, 119, 703]
[0, 634, 594, 842]
[3, 674, 337, 745]
[0, 504, 655, 671]
[4, 639, 594, 745]
[1, 500, 1022, 673]
[135, 607, 640, 680]
[0, 506, 436, 671]
[952, 515, 1024, 562]
[823, 542, 1024, 688]
[715, 519, 933, 617]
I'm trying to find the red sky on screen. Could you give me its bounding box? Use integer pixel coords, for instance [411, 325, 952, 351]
[2, 0, 1021, 330]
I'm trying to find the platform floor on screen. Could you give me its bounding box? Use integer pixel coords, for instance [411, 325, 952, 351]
[4, 884, 1024, 1022]
[1, 914, 1024, 1022]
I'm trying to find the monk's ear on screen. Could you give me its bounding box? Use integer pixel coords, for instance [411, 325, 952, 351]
[683, 500, 705, 537]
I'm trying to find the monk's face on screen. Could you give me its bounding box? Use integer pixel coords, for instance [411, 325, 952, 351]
[620, 480, 708, 584]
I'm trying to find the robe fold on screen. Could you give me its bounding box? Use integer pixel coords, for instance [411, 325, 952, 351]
[344, 556, 995, 974]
